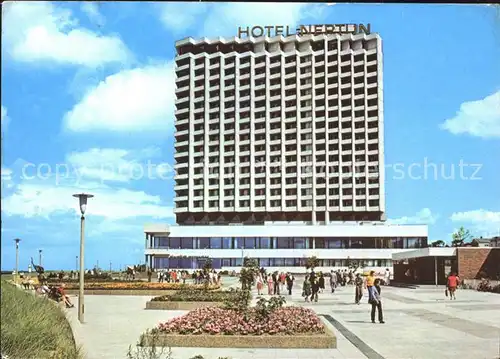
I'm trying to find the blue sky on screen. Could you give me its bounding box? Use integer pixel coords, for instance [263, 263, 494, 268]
[1, 2, 499, 271]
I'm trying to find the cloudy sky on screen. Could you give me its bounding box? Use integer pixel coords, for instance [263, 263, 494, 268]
[1, 2, 499, 271]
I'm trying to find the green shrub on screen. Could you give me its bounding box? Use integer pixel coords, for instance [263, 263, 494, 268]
[0, 280, 82, 359]
[151, 288, 246, 303]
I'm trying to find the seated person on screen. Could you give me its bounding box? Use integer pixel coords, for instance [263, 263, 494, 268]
[57, 284, 74, 308]
[36, 284, 50, 296]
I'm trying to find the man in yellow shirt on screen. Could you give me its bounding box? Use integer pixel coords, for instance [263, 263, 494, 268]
[366, 270, 376, 288]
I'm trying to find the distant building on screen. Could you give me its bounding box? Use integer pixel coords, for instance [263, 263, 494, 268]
[472, 236, 500, 247]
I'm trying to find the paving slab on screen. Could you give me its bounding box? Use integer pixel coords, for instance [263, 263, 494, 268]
[65, 280, 500, 359]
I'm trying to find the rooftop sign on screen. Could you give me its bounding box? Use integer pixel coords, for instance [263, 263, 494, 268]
[237, 24, 371, 38]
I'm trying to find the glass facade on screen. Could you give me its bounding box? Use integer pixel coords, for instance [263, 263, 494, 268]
[150, 236, 428, 250]
[153, 257, 393, 269]
[149, 235, 422, 269]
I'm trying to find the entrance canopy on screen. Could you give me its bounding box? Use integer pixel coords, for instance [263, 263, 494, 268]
[392, 247, 456, 261]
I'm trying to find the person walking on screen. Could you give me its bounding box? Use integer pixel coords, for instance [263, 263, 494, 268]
[365, 270, 376, 300]
[384, 268, 391, 286]
[302, 275, 312, 302]
[311, 276, 320, 303]
[318, 272, 325, 293]
[354, 273, 364, 304]
[272, 271, 280, 295]
[267, 274, 274, 295]
[256, 273, 264, 296]
[447, 272, 460, 300]
[369, 278, 385, 324]
[280, 272, 286, 294]
[286, 273, 295, 295]
[329, 270, 337, 293]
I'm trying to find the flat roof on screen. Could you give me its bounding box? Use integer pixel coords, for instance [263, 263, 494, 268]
[175, 32, 380, 47]
[144, 224, 428, 238]
[392, 247, 457, 260]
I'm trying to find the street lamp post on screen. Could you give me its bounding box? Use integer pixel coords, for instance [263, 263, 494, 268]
[39, 249, 43, 266]
[73, 193, 94, 324]
[76, 256, 78, 272]
[14, 238, 21, 277]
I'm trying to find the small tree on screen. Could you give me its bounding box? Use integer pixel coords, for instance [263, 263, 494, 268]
[305, 256, 319, 270]
[452, 226, 472, 247]
[470, 239, 480, 247]
[431, 240, 445, 247]
[239, 256, 259, 290]
[202, 258, 213, 272]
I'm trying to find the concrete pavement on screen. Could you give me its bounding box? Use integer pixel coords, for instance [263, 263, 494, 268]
[65, 279, 500, 359]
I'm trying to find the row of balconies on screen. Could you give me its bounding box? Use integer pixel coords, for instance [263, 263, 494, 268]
[184, 62, 378, 84]
[174, 202, 382, 212]
[175, 73, 378, 95]
[176, 192, 380, 201]
[176, 48, 378, 73]
[174, 184, 381, 194]
[175, 120, 379, 138]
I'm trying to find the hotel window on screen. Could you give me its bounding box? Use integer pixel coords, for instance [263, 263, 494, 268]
[326, 238, 342, 248]
[260, 237, 272, 249]
[244, 238, 256, 249]
[180, 238, 194, 249]
[294, 238, 307, 249]
[234, 238, 244, 249]
[233, 258, 243, 266]
[273, 258, 285, 266]
[210, 237, 222, 249]
[391, 238, 404, 249]
[277, 237, 294, 249]
[222, 259, 231, 267]
[259, 258, 270, 267]
[169, 237, 181, 249]
[284, 258, 295, 267]
[222, 237, 232, 249]
[199, 237, 210, 249]
[315, 238, 325, 248]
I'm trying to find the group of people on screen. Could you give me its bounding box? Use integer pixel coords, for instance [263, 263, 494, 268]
[35, 282, 75, 308]
[251, 268, 388, 324]
[255, 270, 296, 296]
[156, 269, 222, 286]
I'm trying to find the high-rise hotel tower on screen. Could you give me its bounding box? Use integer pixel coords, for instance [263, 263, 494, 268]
[144, 32, 428, 273]
[173, 33, 385, 225]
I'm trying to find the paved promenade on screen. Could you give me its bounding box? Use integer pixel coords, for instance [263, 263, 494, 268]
[65, 279, 500, 359]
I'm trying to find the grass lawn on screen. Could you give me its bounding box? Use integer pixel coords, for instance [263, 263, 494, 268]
[1, 280, 82, 359]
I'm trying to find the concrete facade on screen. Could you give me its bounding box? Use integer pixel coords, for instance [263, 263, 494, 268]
[174, 33, 386, 225]
[144, 223, 428, 273]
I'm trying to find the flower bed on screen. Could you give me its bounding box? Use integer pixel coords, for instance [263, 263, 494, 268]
[61, 282, 220, 291]
[156, 306, 325, 336]
[151, 289, 239, 302]
[141, 306, 336, 348]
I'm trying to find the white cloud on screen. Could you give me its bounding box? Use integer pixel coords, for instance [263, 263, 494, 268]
[440, 91, 500, 139]
[65, 147, 170, 183]
[1, 105, 10, 130]
[63, 62, 175, 133]
[2, 1, 130, 67]
[158, 3, 208, 34]
[80, 2, 106, 27]
[388, 208, 437, 225]
[450, 209, 500, 236]
[159, 3, 326, 37]
[1, 167, 14, 190]
[2, 179, 174, 220]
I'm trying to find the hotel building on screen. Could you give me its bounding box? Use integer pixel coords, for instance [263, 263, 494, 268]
[144, 31, 428, 273]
